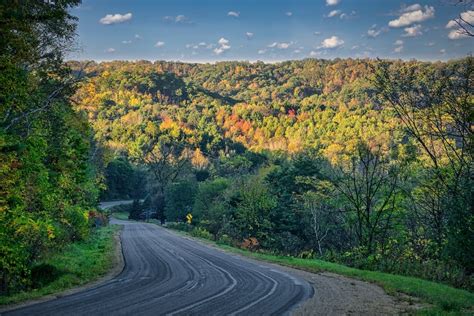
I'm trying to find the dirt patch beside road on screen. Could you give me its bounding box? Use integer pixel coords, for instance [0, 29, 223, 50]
[289, 268, 420, 315]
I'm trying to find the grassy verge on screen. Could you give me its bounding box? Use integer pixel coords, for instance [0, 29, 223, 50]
[169, 227, 474, 315]
[0, 225, 120, 306]
[110, 211, 129, 220]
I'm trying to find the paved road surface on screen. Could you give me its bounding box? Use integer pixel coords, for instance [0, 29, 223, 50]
[100, 200, 135, 210]
[6, 217, 313, 315]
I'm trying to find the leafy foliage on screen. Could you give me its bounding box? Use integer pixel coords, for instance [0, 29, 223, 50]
[0, 1, 102, 294]
[74, 57, 473, 290]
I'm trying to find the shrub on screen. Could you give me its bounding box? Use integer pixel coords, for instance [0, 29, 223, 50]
[164, 180, 197, 221]
[240, 237, 260, 251]
[63, 206, 90, 242]
[88, 210, 108, 227]
[190, 227, 213, 240]
[167, 222, 192, 232]
[217, 234, 233, 246]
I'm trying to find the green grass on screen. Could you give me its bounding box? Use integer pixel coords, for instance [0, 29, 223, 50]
[0, 225, 120, 306]
[111, 211, 129, 220]
[170, 228, 474, 315]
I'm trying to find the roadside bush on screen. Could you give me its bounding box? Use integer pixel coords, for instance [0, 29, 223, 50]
[89, 210, 108, 227]
[31, 264, 63, 289]
[167, 222, 192, 232]
[329, 248, 474, 291]
[240, 237, 260, 251]
[190, 227, 213, 240]
[63, 206, 90, 242]
[298, 249, 316, 259]
[217, 234, 233, 246]
[268, 232, 306, 256]
[377, 259, 473, 291]
[128, 200, 143, 220]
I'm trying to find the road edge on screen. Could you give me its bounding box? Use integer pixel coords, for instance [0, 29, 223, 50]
[163, 227, 422, 315]
[0, 225, 125, 314]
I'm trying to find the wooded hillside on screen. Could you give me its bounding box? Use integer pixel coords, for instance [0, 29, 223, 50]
[71, 58, 473, 290]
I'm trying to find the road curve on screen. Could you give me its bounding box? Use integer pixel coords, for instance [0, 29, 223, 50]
[6, 219, 313, 315]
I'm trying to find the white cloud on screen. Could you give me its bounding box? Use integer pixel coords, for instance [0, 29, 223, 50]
[393, 40, 404, 53]
[246, 32, 254, 39]
[134, 34, 142, 39]
[326, 0, 340, 6]
[258, 49, 266, 54]
[154, 41, 165, 48]
[367, 30, 380, 38]
[445, 10, 473, 39]
[105, 48, 116, 53]
[293, 49, 302, 53]
[214, 47, 225, 55]
[218, 38, 229, 46]
[175, 15, 187, 22]
[314, 31, 321, 35]
[99, 13, 132, 25]
[446, 20, 458, 29]
[388, 5, 434, 28]
[328, 10, 341, 18]
[401, 4, 422, 13]
[228, 11, 240, 17]
[184, 42, 210, 50]
[214, 38, 231, 55]
[122, 40, 132, 44]
[310, 50, 321, 56]
[447, 10, 474, 27]
[164, 15, 191, 24]
[268, 41, 292, 49]
[286, 12, 293, 16]
[320, 36, 344, 49]
[427, 41, 435, 46]
[440, 48, 446, 54]
[367, 25, 382, 38]
[448, 29, 469, 39]
[460, 10, 474, 24]
[403, 24, 422, 37]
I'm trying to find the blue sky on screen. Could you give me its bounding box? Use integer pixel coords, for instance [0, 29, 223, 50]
[70, 0, 473, 62]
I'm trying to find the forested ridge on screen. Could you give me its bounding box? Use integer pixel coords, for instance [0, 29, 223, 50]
[0, 0, 472, 300]
[71, 58, 473, 289]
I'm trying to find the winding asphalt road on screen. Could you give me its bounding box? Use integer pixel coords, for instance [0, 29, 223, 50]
[6, 209, 313, 315]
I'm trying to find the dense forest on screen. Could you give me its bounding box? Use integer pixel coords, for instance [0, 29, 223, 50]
[0, 0, 472, 299]
[70, 57, 473, 289]
[0, 1, 105, 294]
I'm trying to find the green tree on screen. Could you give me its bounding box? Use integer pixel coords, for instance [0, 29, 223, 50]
[164, 180, 197, 221]
[332, 143, 402, 256]
[0, 0, 99, 294]
[375, 58, 474, 271]
[234, 177, 276, 241]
